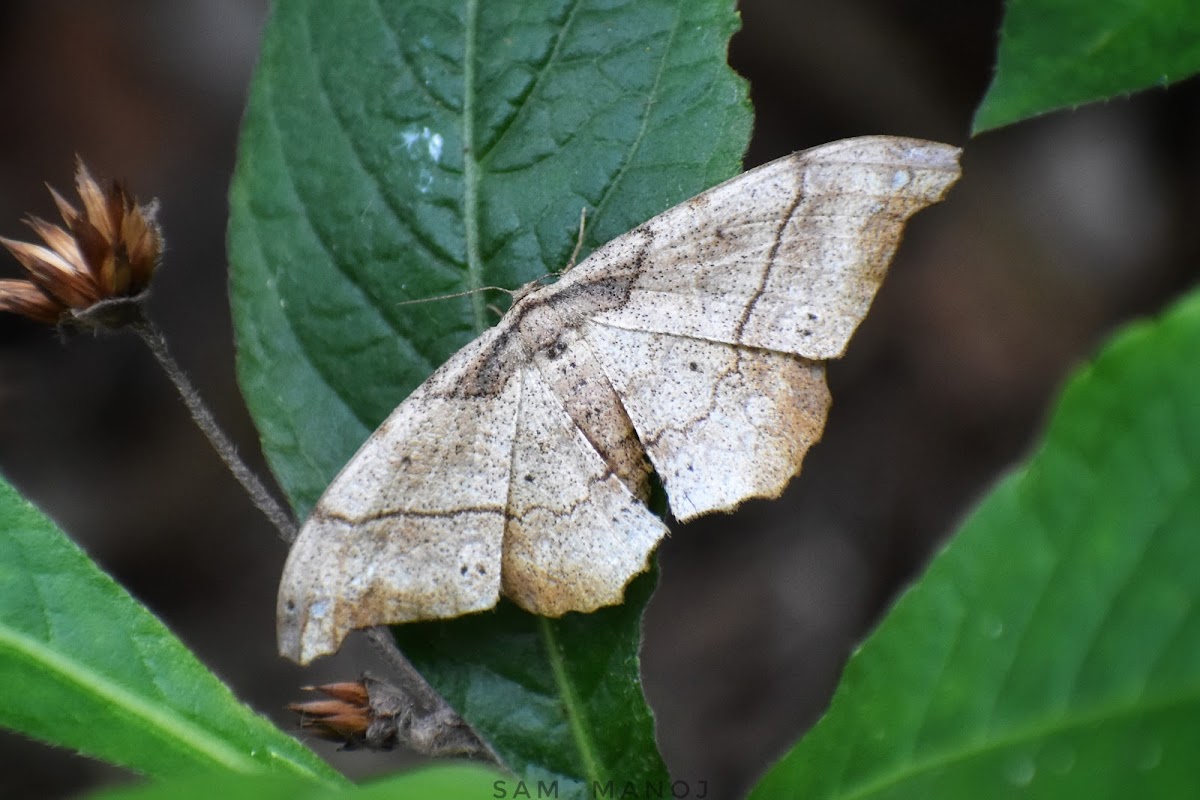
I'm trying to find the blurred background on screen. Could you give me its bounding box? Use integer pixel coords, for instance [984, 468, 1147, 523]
[0, 1, 1198, 797]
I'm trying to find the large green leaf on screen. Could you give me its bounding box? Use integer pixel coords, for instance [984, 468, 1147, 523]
[87, 763, 502, 800]
[0, 477, 342, 785]
[228, 0, 750, 793]
[974, 0, 1200, 132]
[750, 290, 1200, 796]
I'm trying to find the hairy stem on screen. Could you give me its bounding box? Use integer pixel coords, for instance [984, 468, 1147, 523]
[125, 306, 490, 761]
[128, 310, 298, 543]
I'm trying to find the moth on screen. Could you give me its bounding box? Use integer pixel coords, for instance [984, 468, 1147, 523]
[278, 136, 961, 663]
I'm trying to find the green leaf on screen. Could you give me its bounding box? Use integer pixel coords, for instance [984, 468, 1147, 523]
[355, 764, 506, 800]
[974, 0, 1200, 133]
[86, 763, 502, 800]
[0, 477, 342, 785]
[749, 290, 1200, 797]
[392, 568, 662, 794]
[228, 0, 750, 794]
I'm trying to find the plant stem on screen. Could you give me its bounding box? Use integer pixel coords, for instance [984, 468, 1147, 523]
[128, 310, 298, 543]
[364, 626, 502, 763]
[127, 307, 490, 762]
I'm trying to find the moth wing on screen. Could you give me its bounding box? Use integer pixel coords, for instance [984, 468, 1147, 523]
[581, 137, 960, 517]
[500, 351, 668, 616]
[589, 136, 961, 359]
[277, 329, 521, 664]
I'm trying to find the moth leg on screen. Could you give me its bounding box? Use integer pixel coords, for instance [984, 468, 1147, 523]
[560, 206, 589, 274]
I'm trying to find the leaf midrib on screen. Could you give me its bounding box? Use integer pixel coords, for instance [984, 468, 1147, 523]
[459, 4, 605, 782]
[540, 617, 604, 787]
[0, 623, 336, 784]
[461, 0, 488, 335]
[834, 684, 1200, 799]
[459, 5, 601, 782]
[455, 2, 685, 785]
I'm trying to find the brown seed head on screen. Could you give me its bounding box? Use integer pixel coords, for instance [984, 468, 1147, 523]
[0, 158, 163, 328]
[287, 679, 402, 751]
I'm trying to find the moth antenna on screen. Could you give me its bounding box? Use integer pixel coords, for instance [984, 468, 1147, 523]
[398, 209, 589, 311]
[394, 285, 516, 307]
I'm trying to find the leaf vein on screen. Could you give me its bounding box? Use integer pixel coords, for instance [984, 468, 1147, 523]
[539, 617, 604, 788]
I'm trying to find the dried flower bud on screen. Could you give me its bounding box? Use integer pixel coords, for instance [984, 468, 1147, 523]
[0, 158, 163, 329]
[288, 678, 403, 751]
[290, 674, 494, 758]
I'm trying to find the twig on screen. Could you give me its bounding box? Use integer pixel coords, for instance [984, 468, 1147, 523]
[364, 626, 502, 763]
[127, 308, 298, 543]
[127, 307, 491, 762]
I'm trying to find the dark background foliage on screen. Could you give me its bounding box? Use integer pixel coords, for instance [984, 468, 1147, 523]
[0, 1, 1197, 797]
